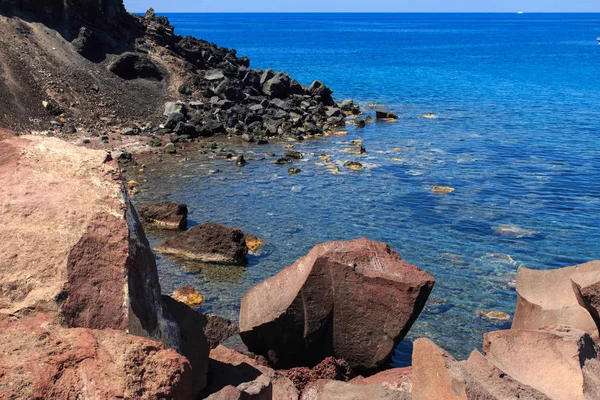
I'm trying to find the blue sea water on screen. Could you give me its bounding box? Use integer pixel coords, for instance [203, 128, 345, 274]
[137, 13, 600, 363]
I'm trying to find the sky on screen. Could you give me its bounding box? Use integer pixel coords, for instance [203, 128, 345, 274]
[123, 0, 600, 13]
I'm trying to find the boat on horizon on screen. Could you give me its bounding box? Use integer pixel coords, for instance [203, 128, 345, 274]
[517, 11, 524, 14]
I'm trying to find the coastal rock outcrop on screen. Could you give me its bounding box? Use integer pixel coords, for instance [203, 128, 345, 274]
[0, 135, 207, 398]
[571, 262, 600, 333]
[155, 222, 248, 265]
[239, 238, 435, 372]
[512, 264, 599, 337]
[483, 326, 600, 400]
[301, 379, 409, 400]
[139, 201, 188, 230]
[0, 312, 192, 399]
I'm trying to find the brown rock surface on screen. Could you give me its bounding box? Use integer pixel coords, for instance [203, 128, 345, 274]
[465, 350, 550, 400]
[571, 261, 600, 334]
[301, 379, 409, 400]
[350, 367, 412, 394]
[139, 201, 188, 230]
[0, 312, 192, 399]
[201, 344, 298, 400]
[239, 239, 434, 372]
[0, 136, 177, 347]
[483, 326, 600, 400]
[286, 357, 354, 393]
[156, 222, 248, 265]
[512, 264, 598, 337]
[411, 338, 494, 400]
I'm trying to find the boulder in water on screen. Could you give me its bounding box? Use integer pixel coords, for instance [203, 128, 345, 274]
[239, 238, 435, 372]
[138, 201, 188, 230]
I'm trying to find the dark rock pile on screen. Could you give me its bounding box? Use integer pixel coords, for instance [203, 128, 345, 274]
[132, 10, 361, 144]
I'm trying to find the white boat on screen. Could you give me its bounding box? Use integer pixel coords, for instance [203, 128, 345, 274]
[597, 36, 600, 45]
[517, 11, 524, 14]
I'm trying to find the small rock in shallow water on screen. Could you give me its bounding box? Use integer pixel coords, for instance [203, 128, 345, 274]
[236, 155, 246, 166]
[245, 234, 265, 253]
[365, 116, 374, 123]
[172, 285, 204, 307]
[423, 113, 438, 119]
[479, 310, 511, 321]
[432, 186, 455, 194]
[275, 157, 292, 165]
[344, 161, 363, 171]
[288, 168, 301, 175]
[376, 109, 398, 120]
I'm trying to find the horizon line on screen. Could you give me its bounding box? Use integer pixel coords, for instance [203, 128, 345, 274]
[130, 11, 600, 14]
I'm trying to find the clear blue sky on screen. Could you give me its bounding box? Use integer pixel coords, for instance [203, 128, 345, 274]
[123, 0, 600, 13]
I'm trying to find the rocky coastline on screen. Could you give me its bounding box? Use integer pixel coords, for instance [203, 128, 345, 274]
[1, 1, 600, 399]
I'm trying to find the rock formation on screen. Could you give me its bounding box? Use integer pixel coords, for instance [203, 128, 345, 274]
[156, 222, 248, 265]
[571, 261, 600, 334]
[139, 201, 189, 230]
[239, 238, 435, 372]
[512, 264, 599, 337]
[0, 134, 207, 398]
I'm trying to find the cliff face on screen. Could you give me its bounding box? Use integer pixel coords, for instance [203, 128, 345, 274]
[0, 0, 129, 33]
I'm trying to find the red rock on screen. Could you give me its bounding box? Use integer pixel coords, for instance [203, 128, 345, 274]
[464, 350, 550, 399]
[571, 261, 600, 334]
[286, 357, 354, 393]
[201, 345, 298, 400]
[350, 367, 412, 393]
[0, 312, 192, 399]
[156, 222, 248, 265]
[239, 239, 434, 372]
[483, 325, 600, 400]
[204, 314, 240, 349]
[411, 338, 494, 400]
[138, 201, 188, 230]
[512, 264, 598, 337]
[301, 379, 409, 400]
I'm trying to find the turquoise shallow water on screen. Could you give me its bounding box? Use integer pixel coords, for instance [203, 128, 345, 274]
[136, 13, 600, 363]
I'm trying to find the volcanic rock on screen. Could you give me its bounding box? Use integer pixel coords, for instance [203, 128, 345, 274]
[138, 201, 188, 230]
[201, 345, 298, 400]
[571, 261, 600, 334]
[171, 285, 204, 307]
[411, 338, 493, 400]
[156, 222, 248, 265]
[512, 264, 598, 337]
[350, 368, 413, 394]
[108, 52, 164, 81]
[239, 239, 435, 372]
[464, 349, 550, 400]
[301, 379, 409, 400]
[376, 110, 398, 119]
[0, 312, 192, 400]
[483, 326, 600, 400]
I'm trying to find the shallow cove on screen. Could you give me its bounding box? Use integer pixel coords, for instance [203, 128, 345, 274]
[135, 13, 600, 363]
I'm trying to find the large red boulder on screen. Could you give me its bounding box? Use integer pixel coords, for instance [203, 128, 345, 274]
[512, 264, 599, 337]
[239, 239, 435, 372]
[156, 222, 248, 265]
[0, 312, 192, 399]
[483, 326, 600, 400]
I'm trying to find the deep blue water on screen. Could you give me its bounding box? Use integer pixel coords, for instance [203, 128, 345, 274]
[137, 13, 600, 362]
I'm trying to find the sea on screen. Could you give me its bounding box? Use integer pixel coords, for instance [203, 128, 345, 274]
[135, 13, 600, 364]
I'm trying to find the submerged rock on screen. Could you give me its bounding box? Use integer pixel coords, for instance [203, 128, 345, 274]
[138, 201, 188, 230]
[376, 109, 398, 119]
[432, 185, 455, 194]
[239, 238, 435, 372]
[156, 222, 248, 265]
[172, 285, 204, 307]
[245, 234, 265, 253]
[344, 161, 363, 171]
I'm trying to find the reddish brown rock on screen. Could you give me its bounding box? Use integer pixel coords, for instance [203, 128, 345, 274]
[512, 264, 598, 337]
[0, 136, 179, 347]
[464, 350, 550, 400]
[239, 239, 434, 372]
[0, 312, 192, 399]
[483, 326, 600, 400]
[571, 261, 600, 334]
[156, 222, 248, 265]
[286, 357, 353, 393]
[204, 314, 240, 349]
[301, 379, 409, 400]
[201, 345, 298, 400]
[138, 201, 188, 230]
[172, 284, 204, 306]
[411, 338, 494, 400]
[350, 367, 412, 394]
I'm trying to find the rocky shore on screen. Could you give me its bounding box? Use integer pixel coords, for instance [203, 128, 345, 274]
[2, 1, 600, 399]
